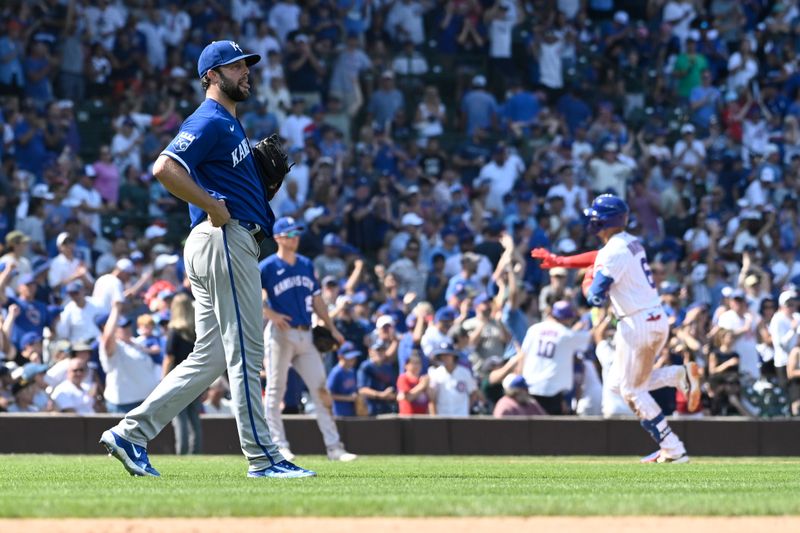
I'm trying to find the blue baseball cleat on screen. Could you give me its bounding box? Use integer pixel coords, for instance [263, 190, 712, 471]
[275, 459, 316, 477]
[248, 460, 317, 478]
[100, 430, 161, 477]
[247, 465, 296, 478]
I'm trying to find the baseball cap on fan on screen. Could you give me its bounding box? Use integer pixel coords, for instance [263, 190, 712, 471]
[338, 342, 361, 360]
[197, 40, 261, 78]
[551, 300, 575, 320]
[502, 374, 528, 393]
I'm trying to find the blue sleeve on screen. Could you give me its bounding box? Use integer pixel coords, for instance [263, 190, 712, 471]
[161, 115, 219, 176]
[326, 367, 340, 392]
[586, 271, 614, 307]
[356, 362, 370, 389]
[444, 278, 456, 301]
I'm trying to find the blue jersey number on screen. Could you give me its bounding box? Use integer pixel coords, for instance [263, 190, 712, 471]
[640, 257, 655, 288]
[305, 295, 313, 313]
[537, 340, 556, 359]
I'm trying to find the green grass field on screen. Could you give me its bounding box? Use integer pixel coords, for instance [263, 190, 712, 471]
[1, 455, 799, 518]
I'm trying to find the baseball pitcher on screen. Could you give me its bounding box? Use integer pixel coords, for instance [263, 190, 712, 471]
[100, 40, 314, 479]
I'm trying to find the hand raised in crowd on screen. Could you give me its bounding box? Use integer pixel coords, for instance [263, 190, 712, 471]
[402, 292, 417, 306]
[500, 233, 514, 251]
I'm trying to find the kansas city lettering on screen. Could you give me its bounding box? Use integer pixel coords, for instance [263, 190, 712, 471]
[274, 275, 315, 297]
[231, 138, 251, 167]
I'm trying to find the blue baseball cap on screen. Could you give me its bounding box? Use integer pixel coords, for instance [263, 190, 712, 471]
[94, 313, 110, 329]
[434, 306, 457, 322]
[323, 233, 343, 247]
[430, 341, 457, 358]
[273, 216, 305, 236]
[20, 332, 42, 348]
[551, 300, 576, 320]
[32, 258, 50, 276]
[197, 40, 260, 78]
[730, 288, 746, 300]
[93, 313, 132, 329]
[503, 374, 528, 391]
[21, 362, 48, 381]
[659, 281, 680, 295]
[65, 280, 83, 293]
[376, 302, 395, 315]
[17, 273, 35, 286]
[473, 293, 490, 307]
[338, 342, 361, 359]
[158, 289, 176, 300]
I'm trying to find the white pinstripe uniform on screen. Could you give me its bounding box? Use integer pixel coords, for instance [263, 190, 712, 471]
[595, 232, 687, 457]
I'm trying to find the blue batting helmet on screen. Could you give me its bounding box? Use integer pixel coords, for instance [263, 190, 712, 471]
[583, 194, 629, 235]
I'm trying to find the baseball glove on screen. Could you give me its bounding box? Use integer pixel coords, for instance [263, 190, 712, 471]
[312, 325, 339, 353]
[252, 134, 293, 200]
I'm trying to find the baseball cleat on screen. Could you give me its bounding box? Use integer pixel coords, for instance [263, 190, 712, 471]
[278, 447, 296, 461]
[247, 465, 300, 478]
[327, 445, 358, 462]
[640, 449, 690, 464]
[99, 430, 161, 477]
[275, 459, 317, 477]
[684, 362, 701, 412]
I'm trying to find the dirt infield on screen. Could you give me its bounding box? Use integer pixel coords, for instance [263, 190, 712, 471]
[2, 517, 798, 532]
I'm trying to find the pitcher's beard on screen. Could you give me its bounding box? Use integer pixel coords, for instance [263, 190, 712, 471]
[218, 71, 248, 101]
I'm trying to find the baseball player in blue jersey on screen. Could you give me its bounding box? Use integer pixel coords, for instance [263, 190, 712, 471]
[583, 194, 700, 464]
[261, 217, 357, 462]
[100, 40, 315, 479]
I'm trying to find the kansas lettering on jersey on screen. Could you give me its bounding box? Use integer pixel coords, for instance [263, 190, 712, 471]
[594, 231, 661, 317]
[161, 99, 274, 232]
[520, 320, 591, 397]
[273, 275, 316, 297]
[259, 254, 320, 328]
[231, 138, 251, 167]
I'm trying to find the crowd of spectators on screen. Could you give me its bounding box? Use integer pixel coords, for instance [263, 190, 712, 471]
[2, 0, 800, 426]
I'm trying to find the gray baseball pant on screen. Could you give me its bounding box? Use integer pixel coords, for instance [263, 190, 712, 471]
[113, 220, 283, 471]
[264, 324, 342, 449]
